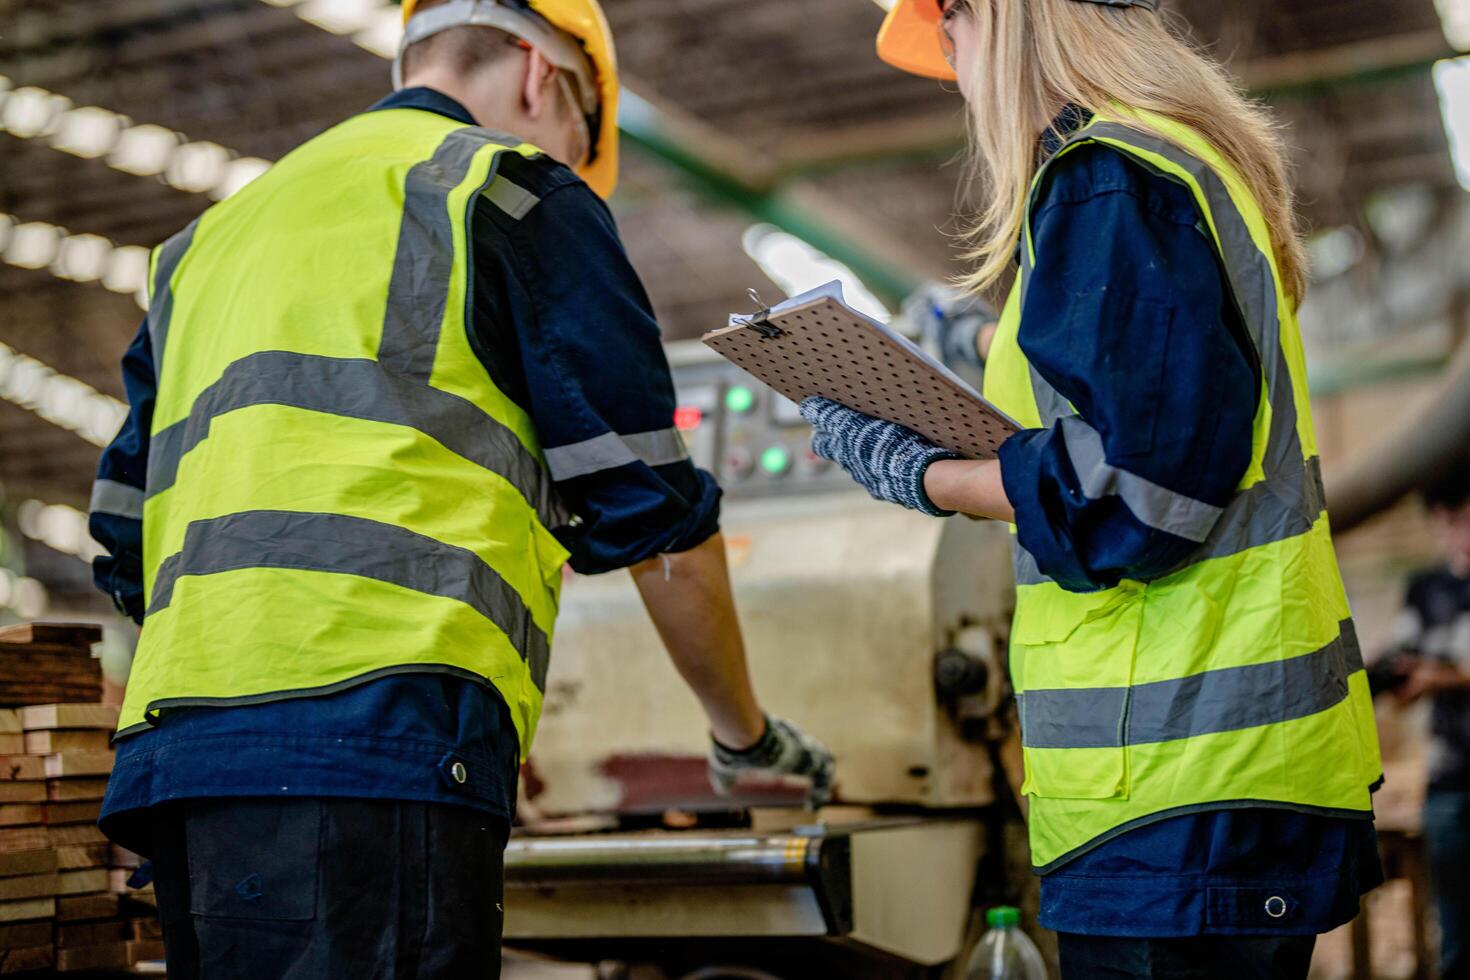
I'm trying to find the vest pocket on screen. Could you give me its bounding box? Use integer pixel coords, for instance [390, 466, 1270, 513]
[1011, 587, 1142, 801]
[1020, 745, 1128, 800]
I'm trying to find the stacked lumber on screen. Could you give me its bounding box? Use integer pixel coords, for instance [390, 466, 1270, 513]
[0, 625, 103, 709]
[0, 702, 163, 973]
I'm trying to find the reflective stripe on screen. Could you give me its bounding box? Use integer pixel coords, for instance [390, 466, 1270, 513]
[146, 221, 197, 372]
[1015, 455, 1327, 587]
[543, 428, 690, 481]
[483, 177, 539, 220]
[90, 479, 146, 521]
[1060, 416, 1223, 543]
[1018, 620, 1363, 748]
[378, 127, 516, 384]
[144, 350, 567, 530]
[147, 509, 551, 691]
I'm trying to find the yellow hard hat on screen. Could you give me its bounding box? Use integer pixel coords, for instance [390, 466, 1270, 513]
[401, 0, 620, 199]
[875, 0, 956, 82]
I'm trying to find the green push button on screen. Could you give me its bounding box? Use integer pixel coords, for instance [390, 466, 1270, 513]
[725, 385, 755, 414]
[760, 446, 792, 476]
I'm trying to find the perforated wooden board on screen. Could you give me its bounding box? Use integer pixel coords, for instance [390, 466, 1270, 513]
[704, 296, 1019, 459]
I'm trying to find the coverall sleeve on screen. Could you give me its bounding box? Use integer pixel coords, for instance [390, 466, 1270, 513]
[89, 320, 155, 624]
[997, 143, 1259, 592]
[478, 175, 720, 575]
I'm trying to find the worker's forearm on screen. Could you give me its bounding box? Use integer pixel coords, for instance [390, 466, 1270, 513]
[630, 534, 766, 750]
[924, 459, 1015, 523]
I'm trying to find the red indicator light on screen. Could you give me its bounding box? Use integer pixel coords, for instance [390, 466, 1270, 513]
[674, 406, 703, 431]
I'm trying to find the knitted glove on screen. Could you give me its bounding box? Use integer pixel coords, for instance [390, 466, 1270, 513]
[799, 397, 959, 517]
[709, 716, 836, 808]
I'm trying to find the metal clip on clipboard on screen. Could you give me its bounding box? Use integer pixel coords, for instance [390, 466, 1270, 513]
[734, 288, 783, 339]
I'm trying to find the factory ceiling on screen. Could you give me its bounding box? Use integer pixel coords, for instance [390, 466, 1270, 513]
[0, 0, 1462, 508]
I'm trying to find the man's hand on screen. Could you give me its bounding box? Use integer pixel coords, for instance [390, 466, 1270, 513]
[1396, 659, 1470, 703]
[800, 397, 959, 516]
[709, 716, 836, 809]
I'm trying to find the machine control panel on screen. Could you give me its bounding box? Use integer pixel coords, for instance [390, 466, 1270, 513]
[666, 343, 855, 498]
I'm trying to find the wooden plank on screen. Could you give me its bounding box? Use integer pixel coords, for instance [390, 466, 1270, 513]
[0, 759, 43, 784]
[110, 845, 140, 869]
[118, 890, 156, 915]
[0, 623, 102, 647]
[130, 916, 163, 940]
[43, 752, 114, 778]
[0, 716, 15, 738]
[56, 918, 127, 947]
[0, 808, 39, 830]
[0, 786, 43, 806]
[20, 705, 117, 732]
[0, 829, 48, 856]
[0, 874, 60, 902]
[0, 741, 19, 760]
[55, 892, 116, 921]
[46, 779, 108, 803]
[128, 938, 166, 964]
[0, 944, 54, 973]
[47, 826, 104, 847]
[0, 921, 51, 951]
[57, 868, 107, 896]
[0, 897, 54, 922]
[55, 844, 107, 871]
[0, 850, 55, 879]
[55, 941, 129, 971]
[44, 801, 101, 826]
[24, 731, 110, 754]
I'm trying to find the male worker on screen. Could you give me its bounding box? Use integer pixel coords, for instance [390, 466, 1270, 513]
[87, 2, 834, 976]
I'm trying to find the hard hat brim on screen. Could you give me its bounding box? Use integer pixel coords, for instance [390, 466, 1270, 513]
[876, 0, 958, 82]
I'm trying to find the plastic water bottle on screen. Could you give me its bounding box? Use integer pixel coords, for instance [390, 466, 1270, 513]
[964, 906, 1048, 980]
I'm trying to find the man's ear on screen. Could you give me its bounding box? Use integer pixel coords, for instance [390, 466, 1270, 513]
[521, 46, 558, 120]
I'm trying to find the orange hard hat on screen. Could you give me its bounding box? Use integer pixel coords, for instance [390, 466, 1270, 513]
[400, 0, 620, 200]
[876, 0, 956, 82]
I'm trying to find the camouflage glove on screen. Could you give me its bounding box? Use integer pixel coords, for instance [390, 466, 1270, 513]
[709, 716, 835, 808]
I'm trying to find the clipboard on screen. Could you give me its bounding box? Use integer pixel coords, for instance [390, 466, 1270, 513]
[703, 282, 1020, 460]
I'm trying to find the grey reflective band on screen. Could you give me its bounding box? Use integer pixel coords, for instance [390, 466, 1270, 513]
[90, 479, 146, 521]
[544, 428, 690, 481]
[146, 220, 198, 373]
[484, 177, 539, 220]
[378, 127, 518, 385]
[1013, 455, 1327, 587]
[144, 350, 568, 531]
[1060, 416, 1223, 543]
[1018, 619, 1363, 749]
[147, 509, 551, 691]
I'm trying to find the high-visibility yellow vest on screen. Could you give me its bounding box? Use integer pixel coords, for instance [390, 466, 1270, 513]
[118, 107, 571, 757]
[983, 109, 1382, 872]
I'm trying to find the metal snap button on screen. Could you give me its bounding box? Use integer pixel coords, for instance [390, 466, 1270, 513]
[450, 761, 468, 785]
[1264, 895, 1288, 919]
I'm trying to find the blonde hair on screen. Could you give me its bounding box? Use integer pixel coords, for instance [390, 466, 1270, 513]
[956, 0, 1309, 308]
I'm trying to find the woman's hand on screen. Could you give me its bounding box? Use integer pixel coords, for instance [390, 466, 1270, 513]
[799, 397, 960, 516]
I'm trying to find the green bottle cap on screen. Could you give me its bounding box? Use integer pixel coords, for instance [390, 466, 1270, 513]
[986, 906, 1021, 929]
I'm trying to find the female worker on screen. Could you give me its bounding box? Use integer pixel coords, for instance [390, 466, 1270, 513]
[802, 1, 1385, 975]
